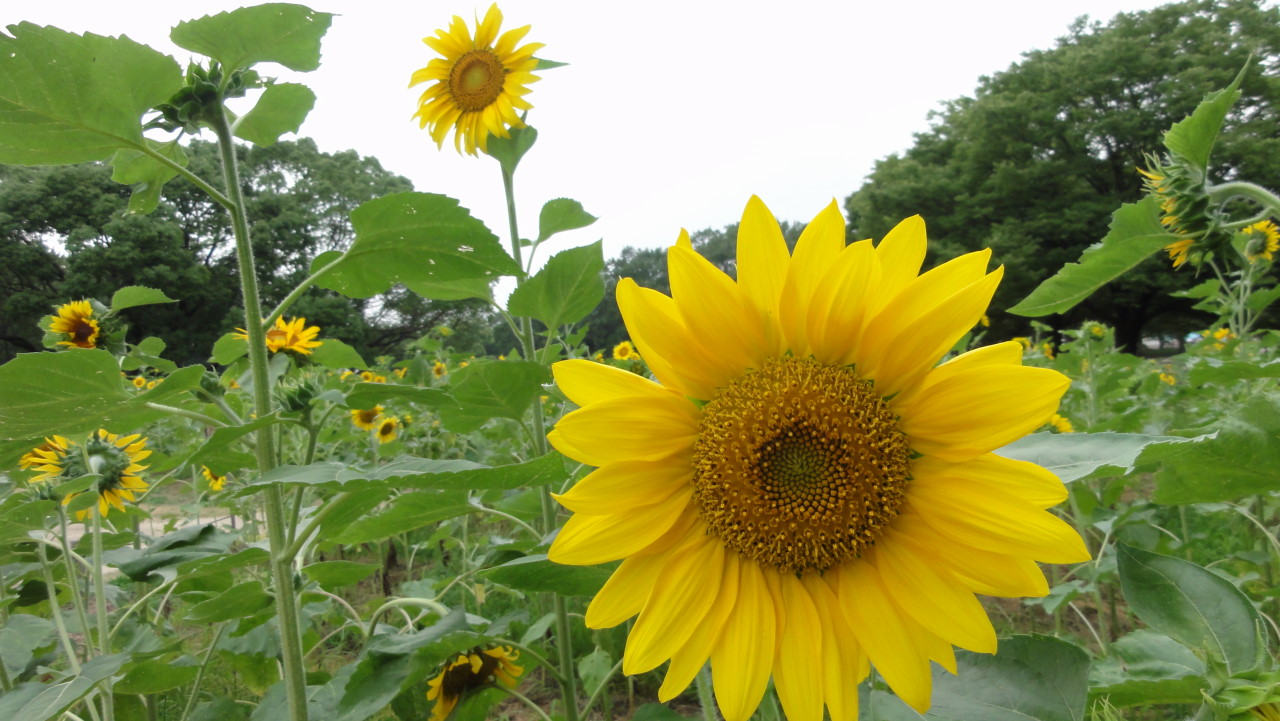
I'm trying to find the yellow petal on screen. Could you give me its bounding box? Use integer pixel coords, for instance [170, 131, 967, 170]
[585, 551, 667, 628]
[553, 359, 676, 406]
[550, 396, 697, 466]
[871, 215, 927, 314]
[624, 534, 724, 674]
[771, 574, 825, 721]
[912, 453, 1068, 509]
[899, 365, 1070, 462]
[779, 200, 846, 356]
[616, 279, 721, 400]
[554, 459, 691, 514]
[803, 574, 865, 721]
[710, 561, 777, 721]
[875, 529, 996, 653]
[549, 489, 695, 565]
[906, 490, 1090, 563]
[892, 341, 1023, 409]
[735, 196, 789, 356]
[836, 560, 933, 713]
[658, 552, 740, 701]
[668, 246, 766, 376]
[807, 240, 880, 366]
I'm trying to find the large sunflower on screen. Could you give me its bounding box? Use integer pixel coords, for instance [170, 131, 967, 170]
[22, 430, 151, 520]
[410, 4, 542, 155]
[425, 645, 522, 721]
[547, 197, 1089, 721]
[48, 300, 101, 349]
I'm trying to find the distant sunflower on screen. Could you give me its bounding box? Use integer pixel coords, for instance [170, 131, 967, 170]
[351, 406, 384, 431]
[26, 430, 151, 519]
[48, 300, 101, 349]
[376, 416, 401, 444]
[410, 4, 543, 155]
[201, 466, 227, 492]
[235, 317, 323, 355]
[1243, 219, 1280, 263]
[547, 197, 1088, 720]
[1047, 414, 1074, 433]
[433, 361, 448, 379]
[426, 645, 523, 721]
[612, 340, 638, 361]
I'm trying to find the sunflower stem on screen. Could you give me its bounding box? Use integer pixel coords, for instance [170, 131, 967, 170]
[59, 509, 94, 666]
[499, 685, 556, 721]
[501, 161, 580, 721]
[37, 540, 82, 674]
[210, 109, 309, 721]
[91, 511, 114, 721]
[176, 623, 225, 721]
[696, 664, 719, 721]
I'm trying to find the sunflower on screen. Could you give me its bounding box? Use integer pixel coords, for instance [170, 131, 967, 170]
[1164, 237, 1194, 268]
[201, 466, 227, 492]
[131, 376, 147, 389]
[410, 4, 543, 155]
[25, 430, 151, 519]
[376, 416, 401, 444]
[48, 300, 101, 349]
[1243, 219, 1280, 263]
[546, 197, 1089, 721]
[1047, 414, 1074, 433]
[351, 406, 384, 431]
[234, 317, 323, 355]
[433, 361, 448, 379]
[612, 340, 639, 361]
[426, 645, 523, 721]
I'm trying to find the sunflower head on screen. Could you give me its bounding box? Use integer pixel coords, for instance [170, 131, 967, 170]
[351, 406, 384, 431]
[611, 340, 638, 361]
[410, 4, 544, 155]
[426, 645, 523, 721]
[43, 429, 151, 520]
[376, 416, 401, 444]
[1140, 154, 1221, 269]
[46, 299, 105, 350]
[234, 317, 323, 356]
[546, 196, 1087, 721]
[1242, 219, 1280, 264]
[201, 466, 227, 492]
[433, 361, 448, 379]
[1047, 413, 1075, 433]
[1158, 372, 1176, 386]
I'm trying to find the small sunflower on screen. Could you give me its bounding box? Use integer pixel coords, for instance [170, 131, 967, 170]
[410, 4, 543, 156]
[1158, 372, 1176, 386]
[612, 340, 638, 361]
[426, 645, 523, 721]
[201, 466, 227, 492]
[1243, 219, 1280, 263]
[27, 430, 151, 519]
[394, 367, 408, 379]
[351, 406, 384, 431]
[1047, 414, 1074, 433]
[547, 197, 1088, 720]
[376, 416, 401, 444]
[234, 317, 323, 355]
[433, 361, 448, 379]
[131, 376, 147, 389]
[48, 300, 102, 349]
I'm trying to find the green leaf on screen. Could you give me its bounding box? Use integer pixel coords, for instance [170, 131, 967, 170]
[115, 659, 199, 695]
[110, 286, 177, 312]
[1088, 630, 1207, 707]
[169, 4, 334, 73]
[122, 336, 178, 373]
[998, 432, 1177, 484]
[1009, 197, 1176, 317]
[333, 491, 473, 545]
[631, 704, 688, 721]
[508, 241, 605, 330]
[184, 413, 285, 473]
[0, 615, 54, 680]
[212, 332, 248, 365]
[302, 561, 379, 591]
[233, 82, 315, 146]
[1116, 544, 1261, 673]
[577, 648, 613, 700]
[1163, 64, 1246, 170]
[344, 383, 451, 410]
[313, 192, 519, 300]
[308, 337, 366, 370]
[1140, 393, 1280, 504]
[437, 360, 550, 433]
[1188, 359, 1280, 387]
[185, 580, 273, 624]
[534, 58, 569, 71]
[109, 140, 187, 214]
[115, 524, 238, 582]
[236, 452, 565, 496]
[0, 653, 129, 721]
[484, 554, 612, 596]
[0, 24, 181, 165]
[484, 125, 537, 176]
[536, 198, 598, 242]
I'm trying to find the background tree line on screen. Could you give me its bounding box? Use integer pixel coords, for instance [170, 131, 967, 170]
[2, 0, 1278, 363]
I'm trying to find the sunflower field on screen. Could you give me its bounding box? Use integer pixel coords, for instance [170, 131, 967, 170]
[2, 4, 1280, 721]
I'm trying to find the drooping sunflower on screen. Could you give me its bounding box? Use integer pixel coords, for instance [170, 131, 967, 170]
[350, 406, 384, 431]
[376, 416, 400, 444]
[24, 430, 151, 519]
[410, 4, 543, 155]
[234, 317, 323, 355]
[425, 645, 522, 721]
[201, 466, 227, 492]
[547, 197, 1089, 721]
[48, 300, 101, 349]
[1243, 219, 1280, 264]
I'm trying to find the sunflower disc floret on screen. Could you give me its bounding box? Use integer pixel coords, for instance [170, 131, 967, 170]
[546, 196, 1090, 721]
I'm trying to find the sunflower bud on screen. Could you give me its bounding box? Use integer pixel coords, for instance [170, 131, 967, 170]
[148, 61, 259, 134]
[1140, 153, 1226, 269]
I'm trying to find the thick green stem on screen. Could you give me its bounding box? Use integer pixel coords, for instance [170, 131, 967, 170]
[501, 165, 579, 721]
[91, 512, 114, 721]
[210, 110, 309, 721]
[696, 664, 718, 721]
[37, 542, 82, 674]
[177, 624, 226, 721]
[1208, 180, 1280, 216]
[60, 510, 94, 665]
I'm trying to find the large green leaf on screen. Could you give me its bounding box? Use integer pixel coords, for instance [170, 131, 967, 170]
[344, 383, 451, 410]
[1140, 393, 1280, 504]
[0, 653, 129, 721]
[1187, 359, 1280, 387]
[332, 491, 473, 545]
[185, 580, 273, 624]
[508, 241, 605, 330]
[183, 413, 285, 474]
[169, 4, 334, 73]
[1088, 630, 1207, 707]
[1010, 197, 1176, 317]
[115, 659, 199, 695]
[1163, 64, 1245, 170]
[232, 82, 315, 146]
[115, 524, 238, 582]
[302, 561, 379, 591]
[308, 337, 366, 370]
[0, 24, 181, 165]
[109, 141, 187, 214]
[110, 285, 177, 312]
[998, 432, 1177, 484]
[313, 192, 519, 300]
[437, 360, 550, 433]
[1116, 544, 1260, 673]
[0, 615, 54, 681]
[484, 554, 613, 596]
[536, 198, 597, 242]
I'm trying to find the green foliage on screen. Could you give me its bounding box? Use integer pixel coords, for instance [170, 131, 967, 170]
[508, 241, 605, 331]
[169, 4, 333, 73]
[232, 83, 317, 147]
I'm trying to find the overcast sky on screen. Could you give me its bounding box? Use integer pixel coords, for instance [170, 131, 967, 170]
[8, 0, 1174, 267]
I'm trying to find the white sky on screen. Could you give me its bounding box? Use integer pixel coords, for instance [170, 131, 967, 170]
[8, 0, 1173, 268]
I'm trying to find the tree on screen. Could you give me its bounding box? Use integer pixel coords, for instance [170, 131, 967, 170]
[844, 0, 1280, 350]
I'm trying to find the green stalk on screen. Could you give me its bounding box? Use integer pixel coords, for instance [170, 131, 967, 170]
[210, 110, 309, 721]
[37, 542, 82, 674]
[501, 165, 580, 721]
[696, 664, 718, 721]
[1207, 180, 1280, 216]
[60, 509, 94, 665]
[177, 624, 226, 721]
[91, 511, 114, 721]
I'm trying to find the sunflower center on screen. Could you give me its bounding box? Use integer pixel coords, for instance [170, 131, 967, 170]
[691, 356, 911, 574]
[449, 49, 506, 111]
